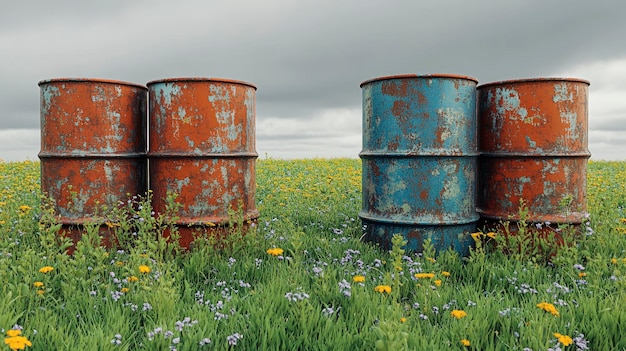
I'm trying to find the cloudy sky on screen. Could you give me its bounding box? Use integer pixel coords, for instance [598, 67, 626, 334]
[1, 0, 625, 161]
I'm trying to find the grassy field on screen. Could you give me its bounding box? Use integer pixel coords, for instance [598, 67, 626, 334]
[1, 158, 625, 350]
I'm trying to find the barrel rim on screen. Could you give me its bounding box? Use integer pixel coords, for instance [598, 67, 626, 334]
[38, 78, 147, 90]
[477, 77, 590, 89]
[146, 77, 257, 90]
[360, 73, 479, 87]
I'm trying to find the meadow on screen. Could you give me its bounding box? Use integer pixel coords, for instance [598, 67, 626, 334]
[1, 158, 626, 350]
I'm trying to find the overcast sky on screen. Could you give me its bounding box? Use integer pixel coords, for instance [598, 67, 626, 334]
[1, 0, 625, 161]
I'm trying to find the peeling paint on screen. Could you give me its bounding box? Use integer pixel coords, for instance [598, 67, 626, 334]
[360, 74, 478, 255]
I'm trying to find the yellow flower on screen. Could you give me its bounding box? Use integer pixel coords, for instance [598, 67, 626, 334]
[6, 330, 21, 337]
[400, 317, 407, 323]
[611, 258, 618, 264]
[128, 276, 139, 283]
[4, 329, 32, 350]
[486, 232, 497, 239]
[470, 232, 483, 242]
[553, 333, 573, 346]
[116, 261, 125, 266]
[33, 282, 44, 288]
[138, 265, 151, 274]
[434, 279, 442, 287]
[374, 285, 392, 294]
[441, 271, 451, 277]
[353, 275, 365, 283]
[39, 266, 54, 274]
[579, 272, 586, 277]
[37, 290, 45, 295]
[121, 287, 129, 293]
[18, 205, 32, 212]
[537, 302, 560, 316]
[266, 248, 284, 256]
[620, 218, 626, 224]
[461, 339, 470, 347]
[426, 257, 436, 263]
[414, 273, 435, 279]
[450, 309, 467, 319]
[105, 222, 120, 228]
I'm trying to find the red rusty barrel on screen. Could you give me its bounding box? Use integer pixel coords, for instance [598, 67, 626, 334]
[147, 78, 258, 249]
[38, 78, 147, 249]
[477, 78, 590, 238]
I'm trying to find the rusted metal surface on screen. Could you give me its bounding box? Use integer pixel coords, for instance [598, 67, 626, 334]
[147, 78, 258, 249]
[38, 78, 147, 249]
[477, 78, 590, 234]
[359, 74, 479, 255]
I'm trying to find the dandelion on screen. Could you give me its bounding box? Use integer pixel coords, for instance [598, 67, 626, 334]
[128, 276, 139, 283]
[400, 317, 407, 323]
[450, 309, 467, 319]
[434, 279, 442, 287]
[414, 273, 435, 279]
[374, 285, 391, 294]
[611, 258, 618, 264]
[18, 205, 32, 213]
[121, 287, 129, 293]
[38, 266, 54, 274]
[441, 271, 451, 277]
[4, 329, 32, 350]
[537, 302, 559, 316]
[138, 265, 151, 274]
[37, 290, 44, 295]
[266, 248, 284, 256]
[353, 275, 365, 283]
[33, 282, 44, 288]
[460, 339, 470, 347]
[553, 333, 573, 346]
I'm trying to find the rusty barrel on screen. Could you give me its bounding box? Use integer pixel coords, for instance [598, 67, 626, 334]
[38, 78, 147, 249]
[359, 74, 479, 255]
[147, 78, 258, 249]
[477, 78, 590, 237]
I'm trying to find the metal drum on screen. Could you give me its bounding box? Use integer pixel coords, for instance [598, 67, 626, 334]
[147, 78, 258, 249]
[38, 78, 147, 250]
[477, 78, 590, 238]
[360, 74, 479, 255]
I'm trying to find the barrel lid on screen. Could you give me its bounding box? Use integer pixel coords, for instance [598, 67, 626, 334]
[477, 77, 590, 89]
[360, 73, 479, 87]
[146, 77, 257, 90]
[38, 78, 147, 90]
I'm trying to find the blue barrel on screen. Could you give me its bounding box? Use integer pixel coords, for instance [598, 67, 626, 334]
[359, 74, 478, 255]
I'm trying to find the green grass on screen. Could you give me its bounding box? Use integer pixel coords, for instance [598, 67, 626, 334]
[1, 159, 625, 350]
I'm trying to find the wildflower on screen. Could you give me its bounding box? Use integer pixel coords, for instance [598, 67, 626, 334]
[486, 232, 497, 239]
[138, 265, 151, 274]
[461, 339, 470, 347]
[537, 302, 560, 316]
[266, 248, 284, 256]
[450, 309, 467, 319]
[199, 338, 211, 346]
[400, 317, 407, 323]
[470, 232, 483, 242]
[426, 257, 436, 263]
[227, 333, 243, 346]
[121, 287, 129, 293]
[39, 266, 54, 274]
[33, 282, 44, 288]
[434, 279, 442, 287]
[441, 271, 451, 277]
[353, 275, 365, 283]
[553, 333, 573, 346]
[4, 329, 32, 350]
[578, 272, 586, 278]
[611, 258, 618, 264]
[110, 333, 122, 346]
[18, 205, 32, 213]
[37, 290, 45, 295]
[374, 285, 392, 294]
[414, 273, 435, 279]
[128, 276, 139, 283]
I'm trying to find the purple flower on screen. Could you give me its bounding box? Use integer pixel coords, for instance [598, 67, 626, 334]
[227, 333, 243, 346]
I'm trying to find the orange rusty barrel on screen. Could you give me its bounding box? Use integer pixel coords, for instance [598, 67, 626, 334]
[147, 78, 258, 249]
[477, 78, 590, 238]
[38, 78, 148, 249]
